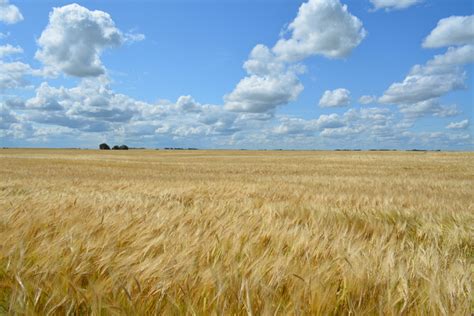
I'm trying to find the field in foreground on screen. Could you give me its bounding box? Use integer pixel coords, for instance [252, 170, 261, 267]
[0, 149, 473, 315]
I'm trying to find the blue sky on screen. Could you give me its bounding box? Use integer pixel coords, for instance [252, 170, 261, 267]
[1, 0, 472, 149]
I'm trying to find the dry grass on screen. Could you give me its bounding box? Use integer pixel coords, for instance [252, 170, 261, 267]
[0, 149, 473, 315]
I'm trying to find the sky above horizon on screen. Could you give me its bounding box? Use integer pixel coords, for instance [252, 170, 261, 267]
[0, 0, 473, 150]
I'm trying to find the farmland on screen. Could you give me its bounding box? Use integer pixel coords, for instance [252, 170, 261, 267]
[0, 149, 473, 314]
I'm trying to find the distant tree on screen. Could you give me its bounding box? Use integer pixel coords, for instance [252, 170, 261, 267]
[99, 143, 110, 150]
[119, 145, 129, 150]
[112, 145, 120, 150]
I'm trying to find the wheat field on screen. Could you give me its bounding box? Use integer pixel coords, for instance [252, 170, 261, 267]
[0, 149, 473, 315]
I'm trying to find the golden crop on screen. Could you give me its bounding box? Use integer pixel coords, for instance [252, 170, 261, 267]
[0, 149, 473, 315]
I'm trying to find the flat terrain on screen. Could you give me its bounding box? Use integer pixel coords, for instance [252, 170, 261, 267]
[0, 149, 473, 314]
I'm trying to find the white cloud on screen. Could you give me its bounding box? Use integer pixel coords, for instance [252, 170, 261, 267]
[35, 4, 125, 77]
[243, 44, 285, 76]
[22, 79, 140, 132]
[398, 99, 460, 119]
[0, 44, 44, 91]
[380, 16, 474, 108]
[273, 0, 366, 61]
[315, 113, 346, 129]
[0, 102, 18, 129]
[378, 69, 465, 105]
[7, 77, 245, 141]
[224, 72, 303, 113]
[0, 0, 23, 24]
[428, 44, 474, 67]
[446, 119, 469, 130]
[369, 0, 422, 11]
[273, 113, 345, 135]
[25, 82, 67, 111]
[358, 95, 376, 105]
[319, 88, 350, 107]
[175, 95, 202, 113]
[320, 126, 363, 138]
[0, 44, 22, 58]
[124, 32, 146, 43]
[423, 15, 474, 48]
[225, 0, 364, 113]
[379, 45, 473, 105]
[0, 60, 32, 91]
[224, 44, 305, 113]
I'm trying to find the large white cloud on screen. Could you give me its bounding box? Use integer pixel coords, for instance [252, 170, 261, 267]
[0, 102, 18, 129]
[225, 0, 364, 113]
[273, 113, 345, 135]
[243, 44, 285, 76]
[319, 88, 350, 107]
[369, 0, 422, 11]
[379, 44, 473, 105]
[380, 15, 474, 107]
[423, 15, 474, 48]
[0, 0, 23, 24]
[0, 43, 38, 91]
[35, 4, 135, 77]
[398, 100, 460, 119]
[224, 72, 304, 112]
[0, 44, 23, 58]
[273, 0, 366, 61]
[446, 119, 469, 130]
[3, 82, 471, 149]
[6, 76, 245, 141]
[10, 79, 141, 135]
[0, 61, 33, 91]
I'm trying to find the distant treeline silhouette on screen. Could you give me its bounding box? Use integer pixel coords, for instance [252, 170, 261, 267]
[96, 144, 442, 152]
[99, 143, 128, 150]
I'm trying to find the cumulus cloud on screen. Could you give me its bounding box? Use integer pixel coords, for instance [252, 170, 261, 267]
[25, 82, 67, 111]
[270, 107, 399, 144]
[314, 113, 346, 129]
[378, 67, 465, 105]
[0, 61, 33, 91]
[320, 126, 363, 138]
[35, 4, 126, 77]
[0, 44, 31, 92]
[369, 0, 422, 11]
[3, 79, 471, 149]
[273, 0, 366, 61]
[21, 79, 141, 133]
[175, 95, 202, 113]
[3, 76, 246, 142]
[224, 43, 306, 113]
[319, 88, 351, 107]
[273, 113, 345, 135]
[379, 44, 473, 105]
[0, 102, 18, 129]
[423, 15, 474, 48]
[243, 44, 285, 76]
[0, 44, 23, 58]
[398, 99, 460, 119]
[225, 0, 364, 113]
[380, 16, 474, 107]
[358, 95, 377, 105]
[446, 119, 469, 130]
[0, 0, 23, 24]
[224, 72, 304, 112]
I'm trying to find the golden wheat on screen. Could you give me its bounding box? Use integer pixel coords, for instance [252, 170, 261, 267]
[0, 149, 473, 315]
